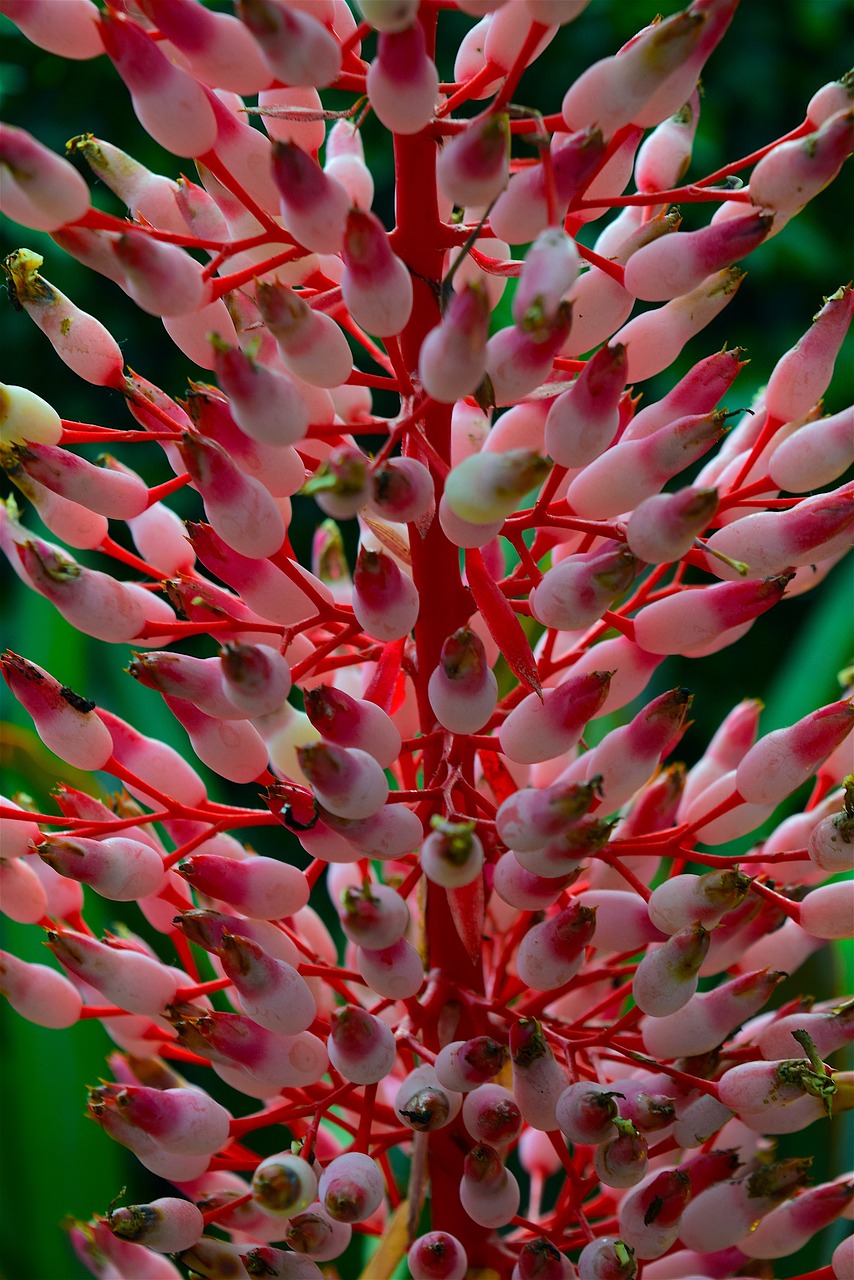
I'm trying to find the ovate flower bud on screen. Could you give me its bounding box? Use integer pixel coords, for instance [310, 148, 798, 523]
[217, 932, 316, 1036]
[113, 230, 210, 316]
[100, 708, 207, 808]
[421, 818, 484, 888]
[419, 283, 490, 403]
[338, 881, 409, 949]
[500, 670, 612, 764]
[765, 284, 854, 424]
[530, 544, 638, 632]
[490, 126, 606, 246]
[736, 697, 854, 805]
[395, 1064, 462, 1132]
[327, 1004, 397, 1084]
[255, 279, 353, 391]
[769, 405, 854, 492]
[47, 930, 178, 1017]
[445, 448, 551, 524]
[641, 967, 785, 1058]
[236, 0, 341, 88]
[304, 446, 371, 520]
[544, 342, 627, 468]
[178, 433, 285, 559]
[317, 1152, 385, 1225]
[460, 1144, 521, 1228]
[513, 228, 580, 328]
[366, 24, 440, 136]
[679, 1159, 813, 1252]
[272, 141, 350, 254]
[648, 869, 751, 934]
[0, 123, 90, 232]
[352, 547, 420, 641]
[297, 742, 389, 820]
[437, 112, 509, 209]
[356, 936, 424, 999]
[577, 1237, 636, 1280]
[16, 539, 147, 644]
[3, 249, 124, 386]
[485, 305, 573, 405]
[631, 924, 710, 1017]
[0, 651, 112, 769]
[635, 94, 700, 193]
[1, 0, 102, 59]
[108, 1197, 205, 1254]
[304, 684, 401, 768]
[211, 338, 310, 446]
[751, 108, 854, 224]
[176, 854, 309, 921]
[69, 133, 186, 233]
[510, 1017, 567, 1131]
[0, 949, 83, 1028]
[252, 1153, 317, 1219]
[741, 1180, 854, 1259]
[408, 1232, 468, 1280]
[220, 643, 291, 718]
[593, 1120, 649, 1189]
[188, 522, 324, 625]
[0, 383, 61, 447]
[626, 485, 719, 563]
[633, 574, 790, 656]
[428, 626, 497, 734]
[99, 11, 218, 158]
[37, 834, 165, 901]
[704, 481, 854, 580]
[800, 882, 854, 940]
[624, 211, 771, 302]
[556, 1082, 619, 1145]
[516, 902, 598, 990]
[342, 209, 413, 337]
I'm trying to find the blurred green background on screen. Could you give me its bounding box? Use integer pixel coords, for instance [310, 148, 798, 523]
[1, 1, 853, 1277]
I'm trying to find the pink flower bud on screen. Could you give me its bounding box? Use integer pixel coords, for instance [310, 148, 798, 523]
[593, 1120, 649, 1189]
[297, 742, 389, 820]
[108, 1196, 205, 1255]
[648, 869, 751, 935]
[0, 381, 61, 448]
[513, 228, 580, 328]
[408, 1232, 468, 1280]
[618, 1169, 691, 1259]
[800, 882, 854, 940]
[219, 643, 291, 718]
[209, 338, 307, 447]
[272, 141, 350, 254]
[0, 853, 47, 923]
[328, 1004, 397, 1083]
[37, 834, 166, 901]
[625, 211, 771, 302]
[635, 94, 700, 193]
[47, 929, 178, 1017]
[530, 544, 638, 631]
[352, 546, 420, 641]
[740, 1180, 854, 1260]
[100, 708, 207, 808]
[304, 684, 401, 767]
[681, 1159, 813, 1251]
[341, 208, 413, 337]
[577, 1237, 637, 1280]
[17, 443, 147, 519]
[485, 304, 573, 404]
[561, 10, 707, 138]
[434, 1038, 508, 1095]
[130, 652, 240, 722]
[490, 127, 606, 246]
[735, 697, 854, 805]
[419, 283, 490, 403]
[517, 901, 597, 990]
[769, 404, 854, 492]
[1, 0, 102, 59]
[304, 445, 371, 520]
[460, 1144, 521, 1228]
[316, 802, 422, 861]
[493, 850, 577, 910]
[395, 1064, 462, 1133]
[0, 651, 112, 769]
[368, 456, 434, 525]
[705, 482, 854, 580]
[633, 574, 790, 656]
[217, 932, 316, 1035]
[623, 345, 747, 442]
[567, 408, 727, 519]
[366, 23, 439, 136]
[235, 0, 340, 88]
[759, 1001, 854, 1062]
[445, 448, 551, 524]
[765, 284, 854, 424]
[338, 881, 409, 949]
[190, 522, 324, 626]
[69, 133, 187, 233]
[626, 485, 719, 563]
[113, 230, 210, 317]
[0, 123, 90, 232]
[99, 11, 218, 158]
[179, 433, 285, 559]
[632, 924, 710, 1017]
[500, 670, 612, 764]
[510, 1017, 567, 1130]
[437, 112, 509, 210]
[16, 539, 147, 643]
[751, 108, 854, 223]
[357, 935, 424, 999]
[96, 1083, 232, 1159]
[641, 967, 785, 1058]
[427, 625, 498, 734]
[177, 853, 309, 920]
[614, 266, 744, 383]
[3, 249, 124, 386]
[421, 818, 484, 888]
[254, 281, 352, 391]
[0, 950, 83, 1028]
[577, 889, 666, 952]
[544, 343, 627, 468]
[177, 1009, 328, 1091]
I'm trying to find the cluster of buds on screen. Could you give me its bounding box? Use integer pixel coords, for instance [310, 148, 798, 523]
[1, 1, 853, 1278]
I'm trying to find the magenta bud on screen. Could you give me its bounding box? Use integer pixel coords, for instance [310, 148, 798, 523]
[421, 817, 484, 889]
[545, 342, 627, 468]
[460, 1144, 521, 1228]
[625, 210, 772, 302]
[176, 853, 309, 921]
[220, 643, 291, 718]
[632, 923, 710, 1017]
[272, 141, 350, 255]
[437, 112, 510, 209]
[428, 626, 498, 734]
[530, 543, 638, 632]
[434, 1037, 508, 1093]
[338, 881, 409, 949]
[47, 929, 178, 1017]
[765, 284, 854, 424]
[510, 1017, 567, 1131]
[485, 304, 573, 405]
[217, 933, 316, 1036]
[395, 1064, 461, 1132]
[648, 869, 751, 935]
[211, 339, 310, 447]
[741, 1179, 854, 1259]
[751, 109, 854, 224]
[342, 208, 413, 337]
[16, 539, 147, 644]
[178, 432, 285, 560]
[679, 1159, 813, 1252]
[633, 574, 791, 656]
[445, 448, 552, 525]
[408, 1232, 468, 1280]
[236, 0, 341, 88]
[556, 1081, 619, 1145]
[130, 650, 232, 719]
[618, 1168, 691, 1259]
[108, 1197, 205, 1254]
[3, 249, 124, 386]
[0, 651, 112, 770]
[623, 345, 748, 441]
[366, 24, 440, 136]
[327, 1004, 397, 1084]
[304, 684, 401, 768]
[368, 456, 435, 524]
[99, 11, 217, 158]
[297, 742, 389, 820]
[462, 1084, 523, 1147]
[100, 708, 207, 808]
[188, 522, 325, 626]
[317, 1152, 384, 1225]
[642, 967, 786, 1058]
[37, 834, 165, 901]
[627, 485, 719, 563]
[0, 122, 90, 231]
[352, 547, 420, 642]
[736, 697, 854, 805]
[490, 126, 606, 246]
[419, 283, 491, 404]
[517, 902, 598, 991]
[254, 280, 352, 392]
[514, 228, 580, 329]
[174, 1010, 327, 1089]
[0, 949, 83, 1028]
[500, 670, 613, 765]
